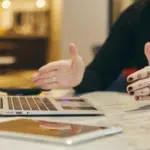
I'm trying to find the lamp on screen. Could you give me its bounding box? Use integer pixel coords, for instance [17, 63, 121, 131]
[1, 0, 11, 9]
[36, 0, 46, 8]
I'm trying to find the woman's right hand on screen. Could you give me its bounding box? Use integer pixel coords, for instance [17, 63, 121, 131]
[32, 43, 85, 90]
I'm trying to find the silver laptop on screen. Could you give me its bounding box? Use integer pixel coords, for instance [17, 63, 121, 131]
[0, 96, 104, 116]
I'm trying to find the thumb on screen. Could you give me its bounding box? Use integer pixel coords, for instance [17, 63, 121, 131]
[145, 42, 150, 65]
[69, 43, 79, 62]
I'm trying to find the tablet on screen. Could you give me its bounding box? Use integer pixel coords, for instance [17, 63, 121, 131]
[0, 119, 123, 145]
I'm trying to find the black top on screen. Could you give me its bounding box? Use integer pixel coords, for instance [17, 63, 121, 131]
[74, 0, 150, 93]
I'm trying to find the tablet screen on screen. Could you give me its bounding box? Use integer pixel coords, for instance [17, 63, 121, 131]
[0, 119, 108, 138]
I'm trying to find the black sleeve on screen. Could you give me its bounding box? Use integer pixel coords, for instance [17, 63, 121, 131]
[74, 6, 136, 94]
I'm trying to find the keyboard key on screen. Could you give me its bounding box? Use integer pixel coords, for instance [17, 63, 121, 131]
[8, 97, 13, 110]
[34, 97, 48, 111]
[12, 97, 22, 110]
[42, 98, 57, 111]
[19, 97, 30, 110]
[0, 98, 3, 109]
[62, 106, 97, 110]
[56, 98, 86, 102]
[26, 97, 39, 110]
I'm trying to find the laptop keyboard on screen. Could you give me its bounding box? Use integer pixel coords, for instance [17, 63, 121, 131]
[20, 97, 31, 110]
[1, 96, 58, 111]
[26, 97, 39, 110]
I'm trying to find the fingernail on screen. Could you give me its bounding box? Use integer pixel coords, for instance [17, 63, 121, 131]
[39, 68, 42, 72]
[130, 91, 134, 95]
[32, 78, 39, 82]
[128, 87, 133, 91]
[135, 96, 139, 100]
[128, 77, 133, 82]
[32, 73, 39, 78]
[39, 67, 45, 72]
[32, 79, 36, 82]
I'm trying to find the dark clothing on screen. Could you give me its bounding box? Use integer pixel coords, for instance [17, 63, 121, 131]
[74, 0, 150, 93]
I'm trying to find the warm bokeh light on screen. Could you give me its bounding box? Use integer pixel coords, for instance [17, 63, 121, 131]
[36, 0, 46, 8]
[1, 0, 11, 9]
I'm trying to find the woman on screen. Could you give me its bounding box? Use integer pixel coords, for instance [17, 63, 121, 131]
[32, 0, 150, 100]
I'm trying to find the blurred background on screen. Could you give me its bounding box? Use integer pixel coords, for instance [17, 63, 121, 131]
[0, 0, 135, 93]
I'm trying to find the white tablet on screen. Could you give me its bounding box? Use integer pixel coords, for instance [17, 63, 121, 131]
[0, 119, 123, 145]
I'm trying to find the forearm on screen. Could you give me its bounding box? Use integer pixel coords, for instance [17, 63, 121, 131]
[75, 4, 136, 94]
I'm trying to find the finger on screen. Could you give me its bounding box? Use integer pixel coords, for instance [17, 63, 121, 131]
[32, 70, 57, 81]
[39, 60, 70, 73]
[41, 83, 59, 90]
[130, 87, 150, 96]
[145, 42, 150, 65]
[34, 76, 58, 86]
[32, 73, 39, 78]
[127, 66, 150, 83]
[69, 43, 79, 62]
[127, 78, 150, 92]
[32, 73, 40, 81]
[135, 95, 150, 101]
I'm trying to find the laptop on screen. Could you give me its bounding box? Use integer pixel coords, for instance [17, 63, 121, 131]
[0, 96, 104, 116]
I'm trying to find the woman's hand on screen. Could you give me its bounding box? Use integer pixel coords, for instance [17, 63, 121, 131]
[32, 43, 85, 90]
[127, 42, 150, 100]
[127, 66, 150, 100]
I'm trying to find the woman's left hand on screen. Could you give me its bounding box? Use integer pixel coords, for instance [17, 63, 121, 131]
[127, 42, 150, 100]
[127, 66, 150, 100]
